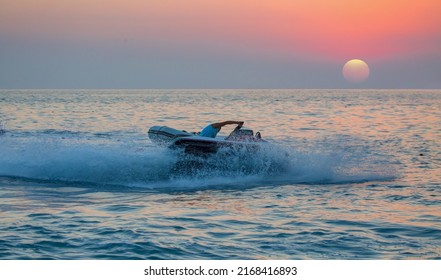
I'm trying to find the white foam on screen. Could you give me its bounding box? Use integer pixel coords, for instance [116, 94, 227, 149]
[0, 135, 396, 190]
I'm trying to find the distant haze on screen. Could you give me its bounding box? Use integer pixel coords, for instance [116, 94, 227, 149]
[1, 0, 440, 89]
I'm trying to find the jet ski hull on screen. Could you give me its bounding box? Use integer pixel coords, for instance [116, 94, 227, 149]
[148, 126, 193, 145]
[148, 125, 265, 155]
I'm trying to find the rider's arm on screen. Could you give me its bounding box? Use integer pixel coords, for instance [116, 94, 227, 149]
[211, 121, 244, 129]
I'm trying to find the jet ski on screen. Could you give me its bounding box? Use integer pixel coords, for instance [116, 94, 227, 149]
[148, 124, 266, 155]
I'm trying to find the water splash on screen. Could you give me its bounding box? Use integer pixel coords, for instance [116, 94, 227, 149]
[0, 132, 396, 190]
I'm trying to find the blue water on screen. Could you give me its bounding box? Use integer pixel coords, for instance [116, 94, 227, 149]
[1, 89, 440, 259]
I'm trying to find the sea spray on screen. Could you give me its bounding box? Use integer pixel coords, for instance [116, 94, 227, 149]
[0, 133, 395, 190]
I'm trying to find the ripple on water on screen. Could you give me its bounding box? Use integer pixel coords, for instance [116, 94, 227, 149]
[1, 90, 441, 260]
[99, 204, 145, 213]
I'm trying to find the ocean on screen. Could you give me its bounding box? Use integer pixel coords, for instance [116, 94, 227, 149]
[0, 89, 440, 259]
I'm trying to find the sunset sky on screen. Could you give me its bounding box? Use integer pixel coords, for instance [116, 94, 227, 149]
[1, 0, 440, 88]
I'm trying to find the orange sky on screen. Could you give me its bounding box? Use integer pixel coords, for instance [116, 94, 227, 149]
[2, 0, 440, 59]
[1, 0, 440, 88]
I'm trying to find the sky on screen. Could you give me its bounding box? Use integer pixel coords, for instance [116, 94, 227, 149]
[1, 0, 440, 89]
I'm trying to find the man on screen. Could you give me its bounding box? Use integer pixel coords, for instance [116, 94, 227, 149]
[199, 121, 244, 138]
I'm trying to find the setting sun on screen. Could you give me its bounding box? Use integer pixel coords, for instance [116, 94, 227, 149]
[342, 59, 370, 84]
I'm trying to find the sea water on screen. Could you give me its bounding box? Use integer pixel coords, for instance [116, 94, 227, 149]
[0, 89, 440, 259]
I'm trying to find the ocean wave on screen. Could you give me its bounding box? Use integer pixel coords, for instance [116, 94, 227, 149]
[0, 134, 396, 190]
